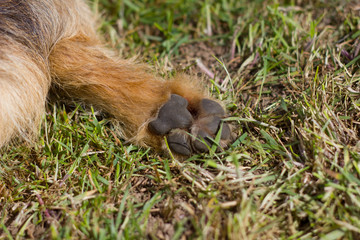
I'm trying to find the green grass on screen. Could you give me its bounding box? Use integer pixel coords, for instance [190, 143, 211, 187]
[1, 0, 360, 239]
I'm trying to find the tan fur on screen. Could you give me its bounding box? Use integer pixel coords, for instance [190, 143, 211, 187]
[0, 0, 211, 151]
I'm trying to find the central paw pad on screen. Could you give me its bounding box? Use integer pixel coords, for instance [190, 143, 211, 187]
[148, 94, 193, 135]
[149, 94, 232, 156]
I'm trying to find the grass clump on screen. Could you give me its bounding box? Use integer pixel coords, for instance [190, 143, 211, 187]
[1, 0, 360, 239]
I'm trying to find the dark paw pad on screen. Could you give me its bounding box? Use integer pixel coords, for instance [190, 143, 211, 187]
[150, 95, 232, 156]
[149, 94, 193, 135]
[199, 99, 225, 116]
[167, 131, 192, 156]
[192, 129, 212, 153]
[192, 115, 231, 153]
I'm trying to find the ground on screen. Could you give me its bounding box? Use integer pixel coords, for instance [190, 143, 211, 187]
[1, 0, 360, 239]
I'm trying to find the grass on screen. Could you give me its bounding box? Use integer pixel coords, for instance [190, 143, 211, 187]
[1, 0, 360, 239]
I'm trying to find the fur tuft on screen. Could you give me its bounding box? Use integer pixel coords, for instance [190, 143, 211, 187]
[0, 0, 214, 151]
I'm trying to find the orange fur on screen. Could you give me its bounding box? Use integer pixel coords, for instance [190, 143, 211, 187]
[0, 0, 217, 152]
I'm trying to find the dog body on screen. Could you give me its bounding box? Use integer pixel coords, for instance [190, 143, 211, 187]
[0, 0, 230, 155]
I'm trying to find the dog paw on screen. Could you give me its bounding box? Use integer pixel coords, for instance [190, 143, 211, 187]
[149, 94, 232, 156]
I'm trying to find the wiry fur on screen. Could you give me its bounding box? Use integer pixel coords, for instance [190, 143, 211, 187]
[0, 0, 213, 151]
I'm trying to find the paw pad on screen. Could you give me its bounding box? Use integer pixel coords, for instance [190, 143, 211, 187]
[148, 94, 193, 135]
[191, 115, 231, 153]
[150, 94, 231, 156]
[167, 130, 192, 156]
